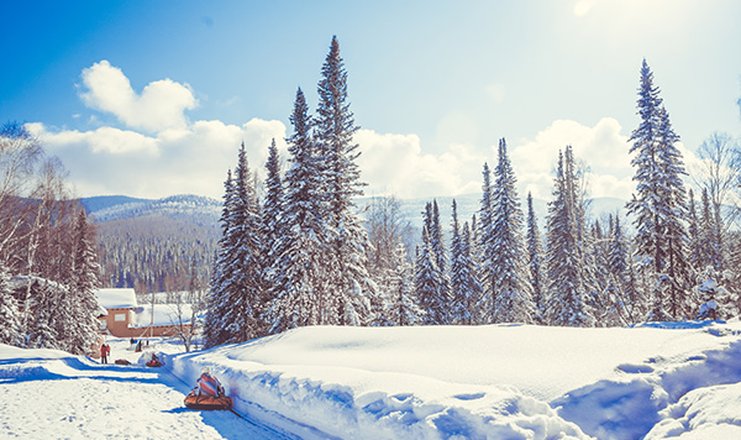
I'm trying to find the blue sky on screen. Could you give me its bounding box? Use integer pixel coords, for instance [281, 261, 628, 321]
[1, 0, 740, 199]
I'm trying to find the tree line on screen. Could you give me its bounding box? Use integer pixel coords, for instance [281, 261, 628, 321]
[0, 124, 101, 354]
[204, 39, 740, 348]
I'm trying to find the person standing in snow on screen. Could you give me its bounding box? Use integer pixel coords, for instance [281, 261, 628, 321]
[100, 343, 108, 364]
[105, 343, 111, 361]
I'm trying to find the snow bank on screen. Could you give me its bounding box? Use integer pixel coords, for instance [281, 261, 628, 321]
[645, 382, 741, 439]
[95, 288, 138, 309]
[131, 304, 193, 327]
[161, 322, 741, 439]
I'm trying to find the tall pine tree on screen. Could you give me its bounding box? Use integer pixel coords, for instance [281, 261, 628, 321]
[266, 89, 327, 332]
[626, 60, 691, 320]
[488, 139, 534, 323]
[314, 36, 375, 325]
[545, 148, 594, 326]
[526, 192, 546, 323]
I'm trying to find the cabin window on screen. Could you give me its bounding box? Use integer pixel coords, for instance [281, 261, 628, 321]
[114, 313, 127, 322]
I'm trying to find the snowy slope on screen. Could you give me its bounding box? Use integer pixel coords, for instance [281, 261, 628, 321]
[0, 342, 294, 439]
[162, 322, 741, 440]
[87, 194, 221, 223]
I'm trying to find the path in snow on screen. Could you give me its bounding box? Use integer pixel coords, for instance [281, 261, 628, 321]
[0, 352, 296, 439]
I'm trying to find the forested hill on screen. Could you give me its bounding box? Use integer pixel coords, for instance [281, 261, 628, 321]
[81, 194, 221, 294]
[84, 193, 627, 294]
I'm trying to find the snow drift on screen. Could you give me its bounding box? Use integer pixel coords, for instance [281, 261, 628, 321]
[162, 321, 741, 439]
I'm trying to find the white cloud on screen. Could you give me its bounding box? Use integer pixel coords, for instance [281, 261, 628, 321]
[510, 117, 635, 200]
[80, 60, 197, 133]
[28, 118, 287, 198]
[355, 129, 484, 199]
[35, 59, 702, 204]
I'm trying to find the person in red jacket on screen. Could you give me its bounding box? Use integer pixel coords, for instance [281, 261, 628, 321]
[105, 343, 111, 361]
[100, 343, 108, 364]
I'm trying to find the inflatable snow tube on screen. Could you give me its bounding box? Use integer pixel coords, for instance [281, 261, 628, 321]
[145, 360, 163, 367]
[184, 390, 233, 410]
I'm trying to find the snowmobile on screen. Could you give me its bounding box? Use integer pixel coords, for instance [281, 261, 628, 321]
[184, 370, 233, 410]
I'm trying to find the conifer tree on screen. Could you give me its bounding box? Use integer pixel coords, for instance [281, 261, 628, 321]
[27, 279, 60, 349]
[526, 192, 546, 323]
[389, 242, 422, 325]
[0, 262, 22, 345]
[266, 89, 327, 332]
[545, 149, 594, 327]
[415, 225, 446, 324]
[449, 200, 467, 323]
[314, 36, 375, 325]
[489, 139, 534, 323]
[261, 139, 284, 305]
[478, 163, 494, 321]
[220, 143, 264, 342]
[67, 209, 102, 354]
[626, 60, 691, 320]
[204, 170, 235, 347]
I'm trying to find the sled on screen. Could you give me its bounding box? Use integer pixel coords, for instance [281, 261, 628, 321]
[146, 359, 163, 367]
[115, 359, 131, 365]
[184, 389, 233, 410]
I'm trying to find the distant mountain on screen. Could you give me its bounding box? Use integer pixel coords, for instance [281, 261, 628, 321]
[79, 195, 151, 214]
[81, 194, 221, 224]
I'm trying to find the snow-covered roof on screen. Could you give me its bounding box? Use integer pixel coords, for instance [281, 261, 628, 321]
[130, 304, 193, 328]
[95, 288, 138, 309]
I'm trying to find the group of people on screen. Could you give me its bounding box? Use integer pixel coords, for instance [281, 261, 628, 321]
[129, 337, 148, 352]
[99, 343, 111, 364]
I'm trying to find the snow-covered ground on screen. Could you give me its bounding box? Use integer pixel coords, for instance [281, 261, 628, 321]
[2, 322, 740, 439]
[0, 340, 294, 439]
[161, 321, 741, 439]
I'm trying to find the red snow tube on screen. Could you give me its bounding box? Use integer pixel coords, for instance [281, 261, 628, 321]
[184, 390, 233, 410]
[146, 360, 163, 367]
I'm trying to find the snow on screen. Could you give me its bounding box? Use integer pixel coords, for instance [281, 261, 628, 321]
[3, 322, 740, 439]
[0, 341, 290, 439]
[95, 288, 138, 309]
[131, 304, 194, 327]
[161, 321, 741, 439]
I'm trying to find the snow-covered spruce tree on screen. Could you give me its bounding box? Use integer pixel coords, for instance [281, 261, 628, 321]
[429, 199, 451, 323]
[389, 242, 423, 325]
[477, 163, 494, 322]
[694, 265, 729, 320]
[449, 200, 467, 323]
[488, 139, 534, 323]
[27, 279, 60, 349]
[314, 36, 375, 325]
[626, 60, 691, 321]
[261, 139, 284, 306]
[415, 225, 446, 324]
[526, 192, 546, 324]
[219, 143, 265, 342]
[0, 262, 22, 346]
[266, 89, 327, 333]
[468, 214, 487, 324]
[204, 170, 235, 347]
[545, 149, 595, 327]
[461, 221, 483, 325]
[588, 219, 627, 326]
[67, 209, 102, 355]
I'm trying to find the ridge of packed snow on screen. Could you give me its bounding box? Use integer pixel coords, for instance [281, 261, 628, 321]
[160, 321, 741, 439]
